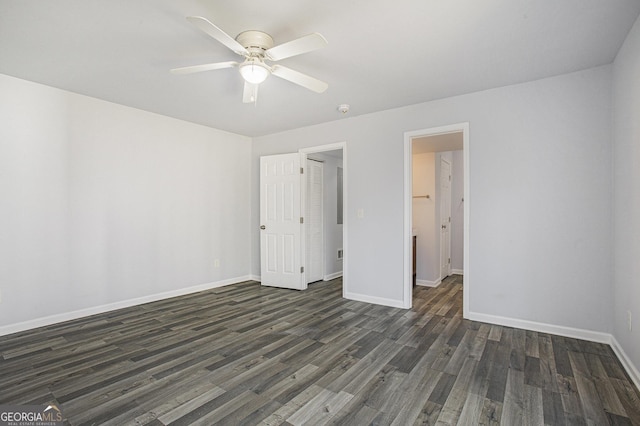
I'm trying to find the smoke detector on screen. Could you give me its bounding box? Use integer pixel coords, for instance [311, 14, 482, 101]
[337, 104, 350, 114]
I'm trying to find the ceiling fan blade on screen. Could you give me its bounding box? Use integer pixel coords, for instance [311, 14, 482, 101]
[170, 61, 238, 75]
[186, 16, 248, 56]
[271, 65, 328, 93]
[243, 81, 259, 103]
[265, 33, 327, 61]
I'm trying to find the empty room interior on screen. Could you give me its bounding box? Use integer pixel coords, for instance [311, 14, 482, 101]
[1, 1, 640, 424]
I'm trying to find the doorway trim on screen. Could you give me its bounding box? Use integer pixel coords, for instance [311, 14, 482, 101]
[299, 142, 347, 298]
[403, 123, 469, 316]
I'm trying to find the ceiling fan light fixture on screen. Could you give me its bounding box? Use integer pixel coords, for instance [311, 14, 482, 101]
[239, 60, 270, 84]
[176, 17, 328, 102]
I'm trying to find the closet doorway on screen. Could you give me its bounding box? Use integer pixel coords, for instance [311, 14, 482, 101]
[403, 123, 469, 313]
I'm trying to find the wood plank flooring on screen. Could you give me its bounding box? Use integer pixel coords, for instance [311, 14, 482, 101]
[1, 276, 639, 425]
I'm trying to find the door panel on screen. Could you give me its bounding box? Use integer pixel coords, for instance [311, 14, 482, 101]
[306, 160, 324, 283]
[260, 153, 306, 290]
[265, 234, 277, 273]
[440, 157, 452, 280]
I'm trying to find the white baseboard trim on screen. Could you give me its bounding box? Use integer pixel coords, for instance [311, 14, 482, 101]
[451, 269, 464, 275]
[0, 275, 251, 337]
[610, 335, 640, 392]
[467, 311, 611, 343]
[343, 291, 405, 309]
[324, 271, 343, 281]
[417, 279, 441, 287]
[467, 310, 640, 391]
[249, 274, 261, 282]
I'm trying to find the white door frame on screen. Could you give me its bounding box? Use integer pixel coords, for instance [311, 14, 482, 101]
[299, 142, 347, 298]
[403, 123, 469, 315]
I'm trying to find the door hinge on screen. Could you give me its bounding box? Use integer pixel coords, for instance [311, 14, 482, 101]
[300, 167, 304, 174]
[300, 266, 304, 273]
[300, 217, 304, 224]
[448, 258, 451, 264]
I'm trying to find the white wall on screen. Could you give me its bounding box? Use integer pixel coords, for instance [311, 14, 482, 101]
[612, 14, 640, 381]
[252, 65, 612, 331]
[412, 153, 437, 284]
[0, 73, 252, 331]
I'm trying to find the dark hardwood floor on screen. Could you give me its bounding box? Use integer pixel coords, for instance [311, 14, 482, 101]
[1, 276, 639, 425]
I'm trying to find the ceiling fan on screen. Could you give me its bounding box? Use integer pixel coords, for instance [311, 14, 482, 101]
[171, 16, 328, 103]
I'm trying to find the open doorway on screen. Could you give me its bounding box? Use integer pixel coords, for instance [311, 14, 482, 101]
[403, 123, 469, 314]
[305, 150, 344, 284]
[300, 143, 346, 296]
[259, 143, 346, 293]
[412, 138, 463, 286]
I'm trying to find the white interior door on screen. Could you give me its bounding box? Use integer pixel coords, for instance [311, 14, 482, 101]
[306, 159, 324, 283]
[440, 157, 452, 280]
[260, 153, 307, 290]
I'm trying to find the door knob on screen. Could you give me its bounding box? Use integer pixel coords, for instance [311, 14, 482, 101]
[260, 225, 266, 230]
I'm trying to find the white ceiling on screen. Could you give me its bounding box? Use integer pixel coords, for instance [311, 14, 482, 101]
[1, 0, 638, 137]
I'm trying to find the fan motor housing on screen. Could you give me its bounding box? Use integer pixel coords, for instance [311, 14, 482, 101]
[236, 31, 274, 55]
